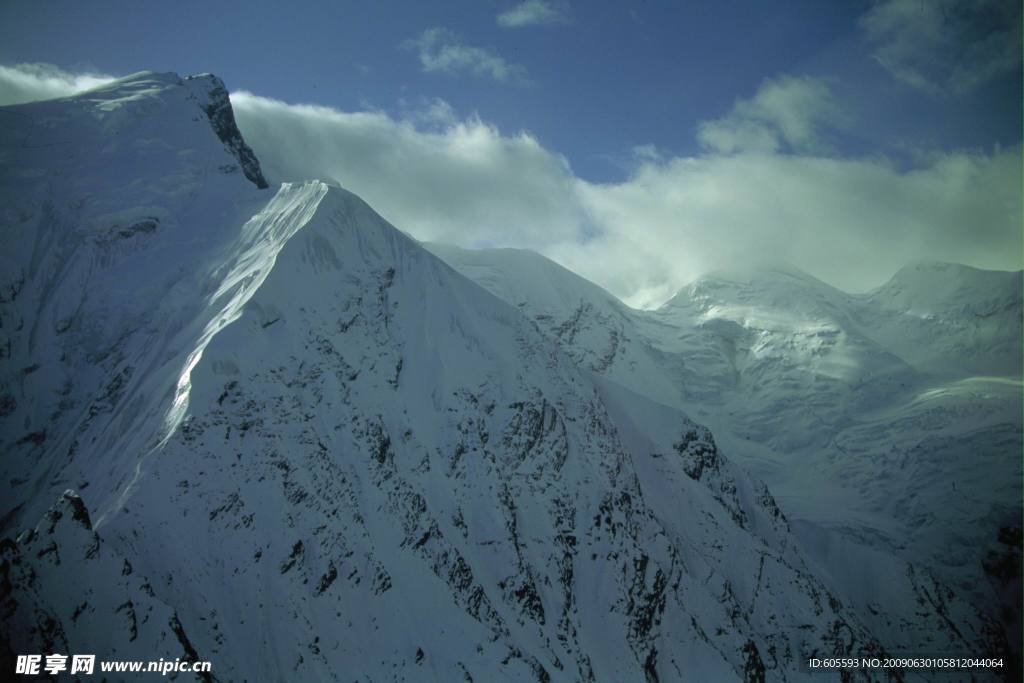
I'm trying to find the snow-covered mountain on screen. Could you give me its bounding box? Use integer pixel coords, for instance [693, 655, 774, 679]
[429, 245, 1022, 668]
[0, 72, 1015, 681]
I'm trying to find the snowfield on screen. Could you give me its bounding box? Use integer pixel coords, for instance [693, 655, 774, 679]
[1, 72, 1018, 681]
[430, 247, 1022, 675]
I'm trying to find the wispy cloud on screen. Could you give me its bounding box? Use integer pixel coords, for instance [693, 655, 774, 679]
[860, 0, 1021, 95]
[697, 76, 844, 154]
[497, 0, 569, 28]
[230, 89, 581, 248]
[405, 28, 529, 83]
[231, 85, 1020, 307]
[0, 62, 115, 106]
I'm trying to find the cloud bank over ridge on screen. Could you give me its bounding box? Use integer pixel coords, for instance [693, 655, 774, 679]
[1, 62, 1019, 309]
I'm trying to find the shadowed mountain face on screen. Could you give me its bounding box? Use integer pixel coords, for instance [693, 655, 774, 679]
[0, 73, 1015, 681]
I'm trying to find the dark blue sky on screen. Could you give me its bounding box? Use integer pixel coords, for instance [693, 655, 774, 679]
[1, 0, 1019, 181]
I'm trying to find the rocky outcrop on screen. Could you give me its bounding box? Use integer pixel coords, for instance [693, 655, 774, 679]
[0, 492, 209, 675]
[185, 74, 269, 189]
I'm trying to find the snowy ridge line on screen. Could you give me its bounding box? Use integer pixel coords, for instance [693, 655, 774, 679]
[97, 180, 330, 528]
[165, 180, 329, 443]
[0, 70, 281, 535]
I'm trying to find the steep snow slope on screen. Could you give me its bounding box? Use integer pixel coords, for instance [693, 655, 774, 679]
[858, 262, 1022, 377]
[4, 72, 1002, 682]
[657, 267, 1021, 597]
[0, 71, 273, 532]
[432, 245, 1021, 660]
[93, 183, 896, 682]
[1, 492, 195, 673]
[424, 244, 687, 410]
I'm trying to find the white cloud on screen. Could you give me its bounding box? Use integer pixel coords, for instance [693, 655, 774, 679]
[405, 28, 529, 83]
[2, 63, 1020, 309]
[229, 88, 1020, 308]
[558, 148, 1021, 307]
[497, 1, 569, 28]
[230, 91, 583, 247]
[406, 97, 459, 128]
[0, 63, 115, 106]
[860, 0, 1021, 95]
[697, 76, 843, 154]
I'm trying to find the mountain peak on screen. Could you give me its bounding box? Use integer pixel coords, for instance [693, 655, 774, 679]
[659, 264, 840, 312]
[869, 260, 1022, 313]
[1, 69, 268, 191]
[184, 73, 268, 189]
[886, 260, 1021, 283]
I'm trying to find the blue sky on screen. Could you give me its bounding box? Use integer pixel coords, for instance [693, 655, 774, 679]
[1, 0, 1018, 180]
[0, 0, 1020, 305]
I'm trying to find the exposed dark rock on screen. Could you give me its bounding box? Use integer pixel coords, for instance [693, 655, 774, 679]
[280, 540, 304, 574]
[315, 561, 337, 595]
[741, 641, 765, 683]
[170, 613, 215, 683]
[185, 75, 269, 189]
